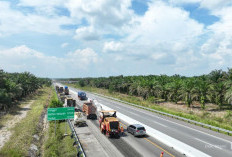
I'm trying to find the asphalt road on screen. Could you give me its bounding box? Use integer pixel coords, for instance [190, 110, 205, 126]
[68, 88, 183, 157]
[67, 85, 232, 157]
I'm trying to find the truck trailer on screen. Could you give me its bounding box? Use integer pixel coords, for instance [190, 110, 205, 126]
[64, 86, 69, 95]
[82, 102, 97, 119]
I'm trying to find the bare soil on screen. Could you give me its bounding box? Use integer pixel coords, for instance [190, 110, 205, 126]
[158, 101, 228, 118]
[0, 100, 34, 150]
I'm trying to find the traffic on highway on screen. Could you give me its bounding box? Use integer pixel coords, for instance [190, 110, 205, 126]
[55, 83, 232, 157]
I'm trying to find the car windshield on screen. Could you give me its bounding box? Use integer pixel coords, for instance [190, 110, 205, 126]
[137, 127, 145, 130]
[110, 121, 118, 130]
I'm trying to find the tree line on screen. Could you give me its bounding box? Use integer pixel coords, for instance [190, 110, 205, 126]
[0, 69, 51, 111]
[70, 69, 232, 110]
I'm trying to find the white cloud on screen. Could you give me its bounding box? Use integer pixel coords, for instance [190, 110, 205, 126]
[66, 0, 132, 27]
[0, 1, 72, 36]
[199, 6, 232, 69]
[66, 48, 99, 65]
[200, 0, 232, 10]
[103, 41, 123, 53]
[74, 26, 100, 41]
[169, 0, 232, 11]
[18, 0, 66, 16]
[1, 0, 232, 77]
[66, 0, 133, 40]
[61, 43, 69, 48]
[0, 45, 99, 77]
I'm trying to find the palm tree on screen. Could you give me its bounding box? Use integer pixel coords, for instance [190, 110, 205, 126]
[194, 78, 209, 109]
[209, 82, 225, 109]
[166, 79, 181, 104]
[180, 79, 195, 107]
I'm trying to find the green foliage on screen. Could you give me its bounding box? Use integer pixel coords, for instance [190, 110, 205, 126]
[49, 99, 63, 108]
[44, 122, 77, 157]
[224, 110, 232, 118]
[0, 87, 51, 157]
[0, 69, 52, 111]
[67, 68, 232, 109]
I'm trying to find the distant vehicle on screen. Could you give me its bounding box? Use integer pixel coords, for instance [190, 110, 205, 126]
[65, 97, 76, 107]
[127, 124, 146, 137]
[59, 87, 64, 93]
[55, 85, 59, 91]
[78, 91, 87, 100]
[64, 86, 69, 95]
[82, 102, 97, 119]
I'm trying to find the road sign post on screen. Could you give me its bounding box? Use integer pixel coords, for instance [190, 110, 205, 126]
[47, 107, 75, 121]
[47, 107, 75, 136]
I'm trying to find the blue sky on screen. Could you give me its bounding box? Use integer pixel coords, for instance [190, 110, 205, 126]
[0, 0, 232, 78]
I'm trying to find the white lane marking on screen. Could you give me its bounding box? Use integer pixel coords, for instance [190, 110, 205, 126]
[69, 87, 232, 144]
[195, 138, 222, 150]
[92, 93, 232, 144]
[128, 111, 167, 128]
[150, 120, 167, 128]
[112, 105, 121, 109]
[99, 101, 211, 157]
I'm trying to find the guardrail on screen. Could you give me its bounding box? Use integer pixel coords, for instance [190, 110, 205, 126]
[91, 92, 232, 135]
[53, 84, 86, 157]
[68, 119, 86, 157]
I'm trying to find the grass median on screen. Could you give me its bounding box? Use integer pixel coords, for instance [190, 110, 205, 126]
[68, 83, 232, 134]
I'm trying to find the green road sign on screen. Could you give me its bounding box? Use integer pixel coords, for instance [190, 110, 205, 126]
[47, 107, 75, 121]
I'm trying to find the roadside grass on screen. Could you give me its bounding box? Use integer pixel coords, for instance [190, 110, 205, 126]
[0, 87, 52, 157]
[43, 121, 77, 157]
[0, 92, 41, 127]
[68, 84, 232, 133]
[43, 87, 77, 157]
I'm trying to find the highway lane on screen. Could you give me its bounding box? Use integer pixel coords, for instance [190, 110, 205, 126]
[68, 88, 183, 157]
[68, 86, 232, 157]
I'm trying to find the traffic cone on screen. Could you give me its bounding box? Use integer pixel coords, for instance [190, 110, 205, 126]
[160, 152, 164, 157]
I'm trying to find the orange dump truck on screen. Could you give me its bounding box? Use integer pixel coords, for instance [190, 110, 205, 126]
[82, 102, 97, 119]
[99, 110, 120, 138]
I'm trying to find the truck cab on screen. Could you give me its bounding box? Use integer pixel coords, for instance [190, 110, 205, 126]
[99, 110, 120, 137]
[78, 91, 87, 100]
[64, 86, 69, 95]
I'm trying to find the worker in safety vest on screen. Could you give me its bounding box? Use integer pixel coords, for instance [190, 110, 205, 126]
[121, 126, 124, 135]
[160, 152, 164, 157]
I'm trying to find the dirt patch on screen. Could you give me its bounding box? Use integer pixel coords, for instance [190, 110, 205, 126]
[0, 100, 34, 150]
[158, 101, 227, 118]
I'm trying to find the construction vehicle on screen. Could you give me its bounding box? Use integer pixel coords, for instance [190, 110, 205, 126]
[65, 97, 76, 107]
[64, 86, 69, 95]
[78, 91, 87, 100]
[82, 101, 97, 119]
[59, 93, 66, 103]
[99, 110, 120, 138]
[74, 111, 86, 127]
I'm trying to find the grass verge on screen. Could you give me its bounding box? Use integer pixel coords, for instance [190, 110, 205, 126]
[43, 121, 77, 157]
[0, 87, 52, 157]
[43, 87, 77, 157]
[68, 84, 232, 134]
